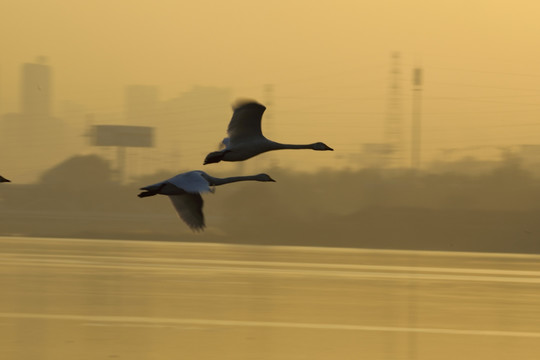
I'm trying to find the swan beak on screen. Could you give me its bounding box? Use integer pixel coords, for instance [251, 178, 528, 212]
[326, 145, 334, 151]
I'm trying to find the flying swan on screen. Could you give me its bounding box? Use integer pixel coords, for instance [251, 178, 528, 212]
[204, 100, 333, 164]
[138, 170, 275, 231]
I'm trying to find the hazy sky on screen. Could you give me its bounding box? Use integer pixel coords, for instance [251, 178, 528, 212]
[2, 0, 540, 175]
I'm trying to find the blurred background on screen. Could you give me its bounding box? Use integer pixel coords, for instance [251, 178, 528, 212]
[3, 2, 540, 360]
[2, 0, 540, 251]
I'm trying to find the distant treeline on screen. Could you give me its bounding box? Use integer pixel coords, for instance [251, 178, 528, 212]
[1, 153, 539, 253]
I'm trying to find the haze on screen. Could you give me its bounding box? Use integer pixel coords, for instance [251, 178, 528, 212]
[3, 3, 540, 358]
[2, 0, 540, 182]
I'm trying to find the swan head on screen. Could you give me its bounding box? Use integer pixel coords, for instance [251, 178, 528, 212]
[255, 173, 276, 182]
[232, 99, 266, 111]
[312, 142, 333, 151]
[204, 150, 225, 165]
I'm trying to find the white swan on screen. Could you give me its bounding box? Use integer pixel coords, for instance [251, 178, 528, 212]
[138, 170, 275, 231]
[204, 100, 333, 164]
[0, 175, 10, 183]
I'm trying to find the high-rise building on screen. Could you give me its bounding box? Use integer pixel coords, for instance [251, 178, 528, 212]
[0, 57, 69, 182]
[20, 56, 51, 117]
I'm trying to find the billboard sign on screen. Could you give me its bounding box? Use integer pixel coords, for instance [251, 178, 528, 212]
[91, 125, 154, 147]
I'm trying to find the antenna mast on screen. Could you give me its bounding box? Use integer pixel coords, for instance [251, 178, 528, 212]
[411, 68, 423, 169]
[384, 52, 404, 167]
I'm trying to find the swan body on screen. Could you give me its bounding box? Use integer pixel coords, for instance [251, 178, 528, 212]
[0, 175, 10, 183]
[138, 170, 275, 231]
[204, 101, 333, 164]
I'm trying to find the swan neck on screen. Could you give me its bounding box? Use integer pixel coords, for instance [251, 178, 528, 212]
[272, 142, 313, 150]
[212, 175, 261, 185]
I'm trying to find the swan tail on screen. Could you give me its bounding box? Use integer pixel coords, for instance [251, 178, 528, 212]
[137, 190, 157, 198]
[204, 150, 226, 165]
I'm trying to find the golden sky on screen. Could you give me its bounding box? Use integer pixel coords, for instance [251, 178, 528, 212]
[2, 0, 540, 178]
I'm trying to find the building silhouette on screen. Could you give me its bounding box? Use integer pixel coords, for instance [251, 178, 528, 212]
[159, 85, 231, 164]
[20, 57, 52, 118]
[0, 57, 67, 182]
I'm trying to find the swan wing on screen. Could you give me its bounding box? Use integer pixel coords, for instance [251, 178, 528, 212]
[168, 193, 205, 231]
[166, 171, 212, 193]
[219, 137, 230, 150]
[227, 101, 266, 145]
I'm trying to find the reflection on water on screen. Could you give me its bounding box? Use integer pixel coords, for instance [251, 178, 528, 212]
[2, 236, 540, 360]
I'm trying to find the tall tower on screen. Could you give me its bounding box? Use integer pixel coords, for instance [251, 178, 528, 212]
[411, 68, 423, 169]
[20, 56, 51, 117]
[384, 52, 404, 167]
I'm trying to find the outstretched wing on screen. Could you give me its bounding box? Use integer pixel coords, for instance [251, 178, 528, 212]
[219, 137, 230, 150]
[166, 171, 212, 193]
[227, 101, 266, 145]
[168, 193, 205, 231]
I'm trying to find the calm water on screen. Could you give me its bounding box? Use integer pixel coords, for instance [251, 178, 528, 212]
[2, 236, 540, 359]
